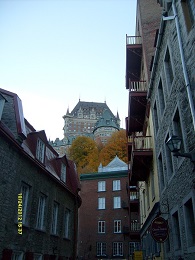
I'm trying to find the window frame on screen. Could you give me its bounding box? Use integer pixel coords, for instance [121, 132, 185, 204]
[98, 181, 106, 192]
[183, 191, 195, 250]
[98, 220, 106, 233]
[113, 196, 121, 209]
[114, 220, 121, 233]
[98, 197, 106, 210]
[36, 193, 46, 230]
[20, 182, 30, 225]
[61, 163, 66, 182]
[64, 208, 70, 239]
[97, 242, 106, 256]
[113, 242, 123, 257]
[51, 201, 59, 235]
[36, 138, 45, 163]
[113, 180, 121, 191]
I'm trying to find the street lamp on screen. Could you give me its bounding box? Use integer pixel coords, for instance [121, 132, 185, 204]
[166, 135, 195, 168]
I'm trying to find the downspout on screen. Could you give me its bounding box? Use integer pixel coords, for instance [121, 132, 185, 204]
[172, 0, 195, 131]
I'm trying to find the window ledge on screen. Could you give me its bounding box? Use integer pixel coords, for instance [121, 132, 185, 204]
[50, 233, 59, 238]
[63, 237, 71, 241]
[35, 228, 46, 233]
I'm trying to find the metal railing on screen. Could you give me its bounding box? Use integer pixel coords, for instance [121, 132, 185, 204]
[126, 35, 142, 45]
[130, 221, 140, 231]
[130, 191, 139, 200]
[129, 80, 147, 92]
[133, 136, 152, 150]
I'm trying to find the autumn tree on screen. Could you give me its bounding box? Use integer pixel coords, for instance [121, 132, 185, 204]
[67, 136, 99, 175]
[99, 129, 128, 166]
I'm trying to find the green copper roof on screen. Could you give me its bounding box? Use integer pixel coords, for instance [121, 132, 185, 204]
[80, 170, 128, 180]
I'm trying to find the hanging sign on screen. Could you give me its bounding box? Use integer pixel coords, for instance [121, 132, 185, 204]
[151, 216, 169, 243]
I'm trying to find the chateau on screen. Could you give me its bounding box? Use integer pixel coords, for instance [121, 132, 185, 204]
[51, 100, 120, 155]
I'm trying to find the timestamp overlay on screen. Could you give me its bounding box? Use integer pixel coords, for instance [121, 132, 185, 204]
[18, 193, 23, 235]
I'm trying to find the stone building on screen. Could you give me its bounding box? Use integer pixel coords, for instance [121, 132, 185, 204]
[78, 156, 141, 259]
[50, 101, 120, 155]
[0, 88, 81, 259]
[126, 0, 195, 259]
[148, 0, 195, 259]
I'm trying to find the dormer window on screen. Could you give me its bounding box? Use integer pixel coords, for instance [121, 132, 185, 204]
[0, 93, 6, 120]
[61, 163, 66, 182]
[36, 138, 45, 163]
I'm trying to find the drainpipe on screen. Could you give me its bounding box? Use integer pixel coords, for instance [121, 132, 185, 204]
[172, 0, 195, 131]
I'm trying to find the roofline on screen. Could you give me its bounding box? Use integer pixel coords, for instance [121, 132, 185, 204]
[0, 122, 80, 200]
[80, 170, 128, 180]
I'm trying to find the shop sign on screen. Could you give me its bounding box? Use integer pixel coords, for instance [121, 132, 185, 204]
[151, 216, 169, 243]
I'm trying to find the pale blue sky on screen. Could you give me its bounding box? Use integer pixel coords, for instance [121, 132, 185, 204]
[0, 0, 136, 140]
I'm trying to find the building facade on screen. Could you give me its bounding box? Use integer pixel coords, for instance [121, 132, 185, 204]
[0, 88, 81, 260]
[125, 0, 164, 259]
[50, 101, 120, 155]
[126, 0, 195, 259]
[78, 156, 141, 259]
[148, 0, 195, 259]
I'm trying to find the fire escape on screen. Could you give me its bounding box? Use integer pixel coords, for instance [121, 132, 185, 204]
[125, 35, 153, 241]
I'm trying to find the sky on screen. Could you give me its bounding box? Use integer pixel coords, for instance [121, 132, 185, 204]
[0, 0, 137, 140]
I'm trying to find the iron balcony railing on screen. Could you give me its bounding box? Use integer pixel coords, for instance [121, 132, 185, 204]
[126, 35, 142, 45]
[133, 136, 152, 150]
[130, 221, 140, 232]
[130, 191, 139, 200]
[129, 80, 147, 92]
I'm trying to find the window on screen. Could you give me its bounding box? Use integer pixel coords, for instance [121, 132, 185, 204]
[172, 210, 181, 250]
[64, 208, 70, 238]
[51, 202, 59, 235]
[98, 198, 105, 209]
[173, 109, 184, 152]
[97, 242, 106, 256]
[36, 138, 45, 163]
[158, 78, 165, 115]
[151, 169, 155, 200]
[146, 182, 150, 209]
[165, 134, 174, 178]
[183, 198, 195, 246]
[113, 180, 121, 191]
[114, 220, 121, 233]
[113, 196, 121, 209]
[153, 102, 159, 132]
[61, 163, 66, 182]
[181, 0, 195, 32]
[158, 153, 165, 191]
[113, 242, 123, 256]
[164, 47, 174, 88]
[11, 252, 23, 260]
[36, 194, 46, 230]
[98, 181, 106, 192]
[98, 221, 105, 233]
[20, 183, 30, 225]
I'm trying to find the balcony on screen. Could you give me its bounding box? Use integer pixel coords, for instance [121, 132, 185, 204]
[130, 136, 153, 182]
[126, 35, 142, 88]
[130, 221, 140, 232]
[127, 81, 147, 134]
[130, 191, 139, 201]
